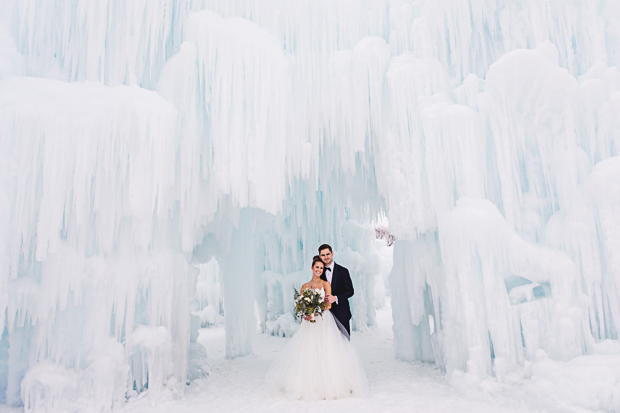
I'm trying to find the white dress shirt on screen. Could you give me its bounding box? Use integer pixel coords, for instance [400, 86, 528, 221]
[325, 262, 338, 304]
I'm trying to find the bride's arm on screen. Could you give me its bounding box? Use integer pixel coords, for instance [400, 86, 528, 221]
[324, 282, 332, 310]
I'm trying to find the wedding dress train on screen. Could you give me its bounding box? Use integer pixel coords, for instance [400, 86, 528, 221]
[266, 304, 369, 401]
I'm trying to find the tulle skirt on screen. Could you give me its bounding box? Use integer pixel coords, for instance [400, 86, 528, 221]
[266, 310, 369, 401]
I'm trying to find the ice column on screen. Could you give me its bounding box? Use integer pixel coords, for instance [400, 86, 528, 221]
[221, 210, 257, 358]
[390, 236, 438, 364]
[544, 158, 620, 341]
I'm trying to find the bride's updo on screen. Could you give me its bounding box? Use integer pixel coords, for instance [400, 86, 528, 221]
[311, 255, 324, 268]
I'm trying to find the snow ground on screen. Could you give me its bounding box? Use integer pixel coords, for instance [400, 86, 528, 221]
[0, 302, 605, 413]
[118, 302, 593, 413]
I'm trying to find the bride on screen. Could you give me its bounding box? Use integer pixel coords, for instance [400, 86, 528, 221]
[266, 256, 369, 400]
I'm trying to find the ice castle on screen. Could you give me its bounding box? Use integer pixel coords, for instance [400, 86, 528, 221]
[0, 0, 619, 411]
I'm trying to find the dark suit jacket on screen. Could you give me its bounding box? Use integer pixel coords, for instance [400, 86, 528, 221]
[322, 262, 354, 328]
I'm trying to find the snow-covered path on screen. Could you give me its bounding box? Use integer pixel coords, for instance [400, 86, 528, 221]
[119, 304, 580, 413]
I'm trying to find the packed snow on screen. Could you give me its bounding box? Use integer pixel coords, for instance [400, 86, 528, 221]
[88, 304, 620, 413]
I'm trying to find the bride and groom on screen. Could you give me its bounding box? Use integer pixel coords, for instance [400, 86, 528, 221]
[266, 244, 369, 400]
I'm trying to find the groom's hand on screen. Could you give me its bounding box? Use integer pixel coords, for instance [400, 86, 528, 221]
[325, 295, 337, 304]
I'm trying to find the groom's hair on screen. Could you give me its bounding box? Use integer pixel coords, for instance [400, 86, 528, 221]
[318, 244, 332, 253]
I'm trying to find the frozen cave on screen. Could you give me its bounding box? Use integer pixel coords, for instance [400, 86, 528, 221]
[1, 0, 620, 411]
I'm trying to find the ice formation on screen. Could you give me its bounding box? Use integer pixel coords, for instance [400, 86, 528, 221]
[0, 0, 620, 411]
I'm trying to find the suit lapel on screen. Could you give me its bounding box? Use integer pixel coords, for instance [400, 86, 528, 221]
[331, 263, 339, 293]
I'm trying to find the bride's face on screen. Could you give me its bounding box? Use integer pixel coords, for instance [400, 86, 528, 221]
[312, 262, 324, 277]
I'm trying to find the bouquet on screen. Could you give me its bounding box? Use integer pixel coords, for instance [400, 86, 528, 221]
[293, 287, 327, 323]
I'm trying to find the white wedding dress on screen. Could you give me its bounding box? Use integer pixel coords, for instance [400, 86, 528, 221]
[266, 288, 369, 401]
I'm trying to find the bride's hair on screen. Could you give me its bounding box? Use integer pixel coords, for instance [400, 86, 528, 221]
[311, 255, 324, 268]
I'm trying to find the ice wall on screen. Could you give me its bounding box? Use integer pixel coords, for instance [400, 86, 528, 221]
[1, 0, 620, 410]
[385, 37, 620, 386]
[0, 75, 193, 408]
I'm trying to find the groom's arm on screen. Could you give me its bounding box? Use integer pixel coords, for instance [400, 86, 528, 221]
[336, 267, 354, 304]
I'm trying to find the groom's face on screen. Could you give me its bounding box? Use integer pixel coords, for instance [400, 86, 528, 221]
[319, 249, 333, 266]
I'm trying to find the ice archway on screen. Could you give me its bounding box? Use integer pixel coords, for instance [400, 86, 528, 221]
[1, 0, 620, 410]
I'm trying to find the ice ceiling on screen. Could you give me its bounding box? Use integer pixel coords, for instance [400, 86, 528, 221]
[0, 0, 620, 410]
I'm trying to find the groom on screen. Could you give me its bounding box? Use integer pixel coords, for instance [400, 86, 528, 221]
[319, 244, 354, 337]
